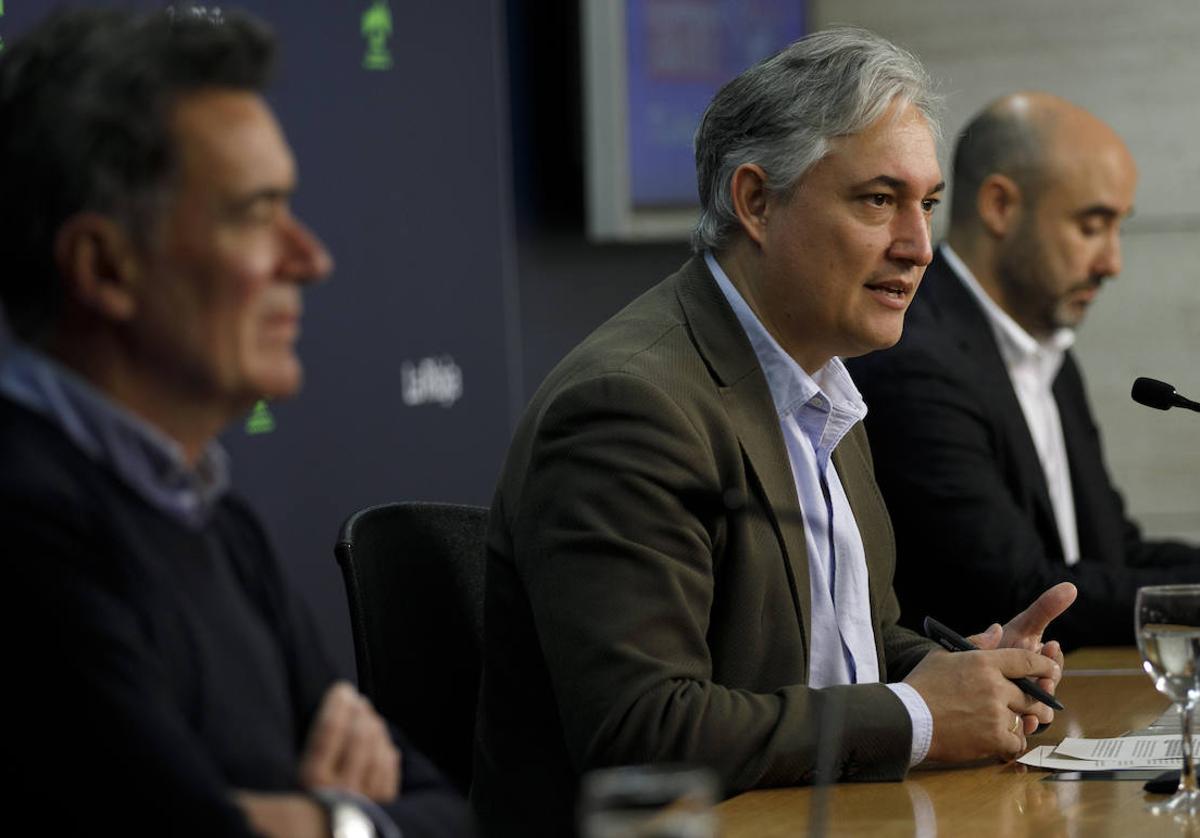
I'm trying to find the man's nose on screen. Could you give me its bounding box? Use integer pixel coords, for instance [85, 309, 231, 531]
[283, 215, 333, 284]
[1094, 229, 1122, 279]
[890, 205, 934, 268]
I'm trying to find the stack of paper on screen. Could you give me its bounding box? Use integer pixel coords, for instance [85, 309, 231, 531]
[1019, 736, 1199, 771]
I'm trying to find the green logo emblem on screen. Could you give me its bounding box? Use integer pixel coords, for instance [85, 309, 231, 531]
[0, 1, 6, 55]
[361, 1, 393, 71]
[245, 400, 276, 435]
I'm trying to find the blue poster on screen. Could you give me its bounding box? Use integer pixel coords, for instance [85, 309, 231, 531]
[626, 0, 806, 208]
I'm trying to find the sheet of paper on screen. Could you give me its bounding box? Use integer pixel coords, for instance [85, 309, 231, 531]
[1055, 735, 1197, 762]
[1017, 744, 1179, 772]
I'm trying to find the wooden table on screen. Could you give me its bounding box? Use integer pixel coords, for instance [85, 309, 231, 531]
[716, 648, 1198, 837]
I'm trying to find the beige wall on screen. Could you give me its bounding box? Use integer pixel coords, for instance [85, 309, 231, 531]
[812, 0, 1200, 540]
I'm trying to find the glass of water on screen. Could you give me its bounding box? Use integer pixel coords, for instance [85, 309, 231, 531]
[578, 763, 718, 838]
[1136, 584, 1200, 815]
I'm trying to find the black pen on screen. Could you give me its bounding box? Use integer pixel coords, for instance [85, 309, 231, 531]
[923, 616, 1065, 711]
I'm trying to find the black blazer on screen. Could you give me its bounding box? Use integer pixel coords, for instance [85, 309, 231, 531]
[847, 250, 1197, 649]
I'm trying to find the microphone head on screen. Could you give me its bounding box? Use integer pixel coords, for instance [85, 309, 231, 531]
[1131, 377, 1176, 410]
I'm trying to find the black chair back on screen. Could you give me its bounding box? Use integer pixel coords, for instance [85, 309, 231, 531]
[334, 501, 488, 793]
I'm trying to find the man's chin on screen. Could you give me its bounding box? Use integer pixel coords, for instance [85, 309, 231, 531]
[853, 319, 906, 357]
[1052, 305, 1089, 331]
[841, 334, 903, 361]
[246, 362, 304, 403]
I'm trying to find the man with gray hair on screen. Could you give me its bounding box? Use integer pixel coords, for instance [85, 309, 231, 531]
[473, 28, 1073, 835]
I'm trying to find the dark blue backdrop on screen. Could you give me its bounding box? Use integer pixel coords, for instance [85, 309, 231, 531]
[0, 0, 520, 679]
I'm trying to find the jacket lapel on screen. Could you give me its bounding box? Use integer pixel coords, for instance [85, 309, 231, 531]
[924, 253, 1061, 554]
[674, 256, 813, 649]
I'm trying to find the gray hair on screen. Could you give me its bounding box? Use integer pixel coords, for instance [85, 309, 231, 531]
[691, 26, 940, 253]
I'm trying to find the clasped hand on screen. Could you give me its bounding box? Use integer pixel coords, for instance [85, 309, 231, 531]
[905, 582, 1077, 763]
[236, 681, 402, 837]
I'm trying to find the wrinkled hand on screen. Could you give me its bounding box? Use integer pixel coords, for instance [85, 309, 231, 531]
[299, 681, 402, 803]
[235, 791, 327, 838]
[968, 582, 1076, 735]
[905, 645, 1060, 762]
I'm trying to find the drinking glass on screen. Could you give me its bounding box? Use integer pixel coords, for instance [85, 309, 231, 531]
[1136, 584, 1200, 816]
[578, 763, 718, 838]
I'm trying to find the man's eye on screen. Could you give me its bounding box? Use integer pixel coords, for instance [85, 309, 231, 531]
[237, 200, 285, 226]
[867, 194, 891, 207]
[922, 198, 941, 214]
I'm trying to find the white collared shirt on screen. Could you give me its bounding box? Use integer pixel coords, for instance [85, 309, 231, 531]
[942, 244, 1080, 565]
[707, 251, 932, 766]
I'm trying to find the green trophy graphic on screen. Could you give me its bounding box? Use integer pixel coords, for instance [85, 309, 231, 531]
[245, 400, 276, 435]
[361, 1, 393, 71]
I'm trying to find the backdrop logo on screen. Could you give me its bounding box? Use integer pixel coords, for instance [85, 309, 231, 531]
[244, 400, 276, 435]
[361, 1, 393, 71]
[401, 356, 462, 408]
[0, 1, 6, 55]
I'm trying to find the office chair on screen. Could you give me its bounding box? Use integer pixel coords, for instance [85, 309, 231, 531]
[334, 501, 488, 794]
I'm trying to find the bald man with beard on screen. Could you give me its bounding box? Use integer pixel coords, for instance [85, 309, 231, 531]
[848, 92, 1198, 650]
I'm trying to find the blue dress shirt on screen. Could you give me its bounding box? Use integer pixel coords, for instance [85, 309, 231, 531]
[0, 346, 229, 527]
[706, 252, 932, 766]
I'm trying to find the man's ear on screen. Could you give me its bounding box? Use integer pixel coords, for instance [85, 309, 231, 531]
[52, 212, 144, 323]
[730, 163, 773, 247]
[976, 173, 1024, 239]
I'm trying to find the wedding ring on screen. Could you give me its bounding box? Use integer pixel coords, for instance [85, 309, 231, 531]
[1010, 715, 1022, 734]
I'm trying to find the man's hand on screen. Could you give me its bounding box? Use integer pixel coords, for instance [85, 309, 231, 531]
[299, 681, 402, 803]
[235, 791, 328, 838]
[904, 646, 1060, 762]
[968, 581, 1076, 734]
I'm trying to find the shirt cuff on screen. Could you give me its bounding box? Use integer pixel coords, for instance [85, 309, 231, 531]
[886, 682, 932, 767]
[313, 788, 402, 838]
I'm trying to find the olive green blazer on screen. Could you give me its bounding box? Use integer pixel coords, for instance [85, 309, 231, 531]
[472, 256, 937, 836]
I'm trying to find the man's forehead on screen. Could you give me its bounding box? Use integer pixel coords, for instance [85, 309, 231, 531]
[163, 105, 297, 217]
[1041, 138, 1137, 212]
[170, 90, 295, 183]
[854, 173, 945, 196]
[823, 105, 943, 190]
[171, 89, 272, 136]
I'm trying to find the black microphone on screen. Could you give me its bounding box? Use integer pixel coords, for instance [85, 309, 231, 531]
[1131, 377, 1200, 414]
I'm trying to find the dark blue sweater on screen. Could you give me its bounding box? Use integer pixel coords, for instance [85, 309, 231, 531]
[1, 396, 471, 836]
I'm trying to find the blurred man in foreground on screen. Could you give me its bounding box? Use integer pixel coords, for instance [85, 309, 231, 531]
[849, 92, 1198, 649]
[0, 8, 469, 836]
[473, 28, 1074, 836]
